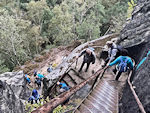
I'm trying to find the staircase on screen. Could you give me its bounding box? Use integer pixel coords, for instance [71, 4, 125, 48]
[75, 78, 119, 113]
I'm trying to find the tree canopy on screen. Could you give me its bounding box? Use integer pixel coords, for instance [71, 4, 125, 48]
[0, 0, 134, 73]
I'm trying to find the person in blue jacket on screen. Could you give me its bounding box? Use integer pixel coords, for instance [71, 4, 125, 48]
[24, 74, 31, 84]
[57, 81, 69, 93]
[136, 51, 150, 69]
[37, 73, 45, 79]
[28, 89, 40, 104]
[57, 81, 70, 105]
[108, 52, 134, 80]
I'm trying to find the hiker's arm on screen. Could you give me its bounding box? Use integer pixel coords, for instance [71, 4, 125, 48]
[109, 49, 117, 62]
[79, 50, 86, 57]
[109, 57, 120, 66]
[92, 54, 96, 64]
[129, 59, 134, 70]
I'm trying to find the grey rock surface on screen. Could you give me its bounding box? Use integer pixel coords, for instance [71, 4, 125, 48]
[0, 71, 31, 113]
[119, 0, 150, 113]
[119, 0, 150, 48]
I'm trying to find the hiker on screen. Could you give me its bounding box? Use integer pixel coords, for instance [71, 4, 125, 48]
[57, 82, 69, 93]
[136, 51, 150, 69]
[57, 82, 70, 106]
[108, 52, 134, 81]
[35, 76, 41, 88]
[34, 70, 37, 77]
[47, 64, 53, 73]
[37, 73, 45, 80]
[104, 41, 128, 66]
[28, 89, 40, 104]
[24, 74, 31, 84]
[77, 48, 96, 72]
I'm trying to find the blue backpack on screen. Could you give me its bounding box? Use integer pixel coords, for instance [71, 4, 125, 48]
[118, 58, 129, 72]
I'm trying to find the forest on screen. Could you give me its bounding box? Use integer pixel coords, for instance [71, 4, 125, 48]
[0, 0, 136, 73]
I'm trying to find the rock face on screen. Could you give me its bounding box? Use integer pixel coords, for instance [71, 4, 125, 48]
[119, 0, 150, 48]
[119, 0, 150, 113]
[0, 71, 31, 113]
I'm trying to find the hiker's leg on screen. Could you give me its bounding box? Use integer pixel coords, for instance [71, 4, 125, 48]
[38, 84, 40, 88]
[85, 62, 90, 72]
[115, 71, 122, 80]
[79, 62, 85, 72]
[31, 99, 33, 104]
[113, 68, 117, 74]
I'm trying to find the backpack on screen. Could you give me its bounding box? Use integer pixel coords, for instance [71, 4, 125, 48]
[32, 89, 38, 98]
[112, 45, 128, 56]
[117, 45, 123, 52]
[118, 58, 129, 72]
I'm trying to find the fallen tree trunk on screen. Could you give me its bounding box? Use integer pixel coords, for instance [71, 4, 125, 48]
[44, 33, 119, 93]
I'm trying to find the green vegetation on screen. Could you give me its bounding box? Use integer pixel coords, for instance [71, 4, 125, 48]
[53, 105, 73, 113]
[127, 0, 137, 18]
[25, 96, 50, 113]
[0, 0, 132, 73]
[25, 96, 73, 113]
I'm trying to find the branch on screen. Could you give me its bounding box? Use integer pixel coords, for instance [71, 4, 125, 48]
[128, 71, 146, 113]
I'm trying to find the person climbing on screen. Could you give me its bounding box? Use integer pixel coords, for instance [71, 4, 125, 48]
[34, 70, 37, 77]
[107, 52, 134, 81]
[77, 48, 96, 72]
[136, 51, 150, 69]
[103, 41, 128, 67]
[57, 81, 70, 106]
[37, 73, 45, 80]
[24, 74, 31, 84]
[57, 81, 69, 93]
[47, 64, 53, 73]
[35, 76, 41, 88]
[28, 89, 40, 104]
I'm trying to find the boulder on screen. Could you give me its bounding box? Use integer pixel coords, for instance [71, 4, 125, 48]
[0, 71, 31, 113]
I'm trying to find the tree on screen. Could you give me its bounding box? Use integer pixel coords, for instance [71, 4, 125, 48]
[26, 1, 49, 25]
[0, 9, 43, 70]
[0, 58, 10, 74]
